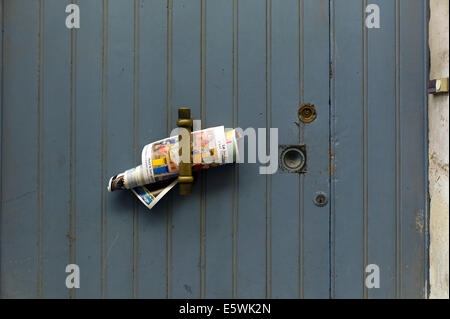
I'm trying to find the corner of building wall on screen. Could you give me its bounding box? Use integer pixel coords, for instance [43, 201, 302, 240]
[428, 0, 449, 300]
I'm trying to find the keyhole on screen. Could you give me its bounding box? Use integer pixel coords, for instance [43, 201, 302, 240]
[316, 195, 325, 204]
[313, 192, 328, 207]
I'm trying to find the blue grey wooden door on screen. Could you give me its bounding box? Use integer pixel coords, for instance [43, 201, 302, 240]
[1, 0, 428, 298]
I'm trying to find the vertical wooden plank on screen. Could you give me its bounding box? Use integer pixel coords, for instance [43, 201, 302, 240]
[40, 0, 71, 298]
[399, 0, 427, 298]
[0, 0, 39, 298]
[332, 0, 427, 298]
[74, 0, 103, 298]
[204, 0, 234, 298]
[235, 0, 267, 298]
[0, 1, 3, 297]
[270, 0, 300, 298]
[0, 1, 3, 226]
[300, 0, 330, 298]
[170, 0, 202, 298]
[200, 0, 207, 298]
[104, 0, 134, 298]
[0, 0, 428, 299]
[136, 0, 168, 299]
[332, 0, 365, 298]
[232, 0, 239, 298]
[366, 0, 397, 299]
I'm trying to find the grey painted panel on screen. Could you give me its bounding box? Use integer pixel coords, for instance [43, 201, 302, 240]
[203, 0, 234, 299]
[331, 0, 427, 298]
[235, 0, 268, 298]
[299, 0, 330, 298]
[135, 0, 169, 299]
[366, 0, 397, 299]
[40, 0, 72, 298]
[74, 0, 103, 299]
[398, 0, 427, 298]
[270, 0, 301, 299]
[104, 0, 135, 298]
[332, 0, 365, 298]
[0, 0, 428, 299]
[170, 0, 202, 299]
[1, 0, 39, 299]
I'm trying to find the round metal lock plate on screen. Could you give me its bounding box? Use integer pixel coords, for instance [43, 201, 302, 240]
[298, 104, 317, 123]
[280, 147, 306, 172]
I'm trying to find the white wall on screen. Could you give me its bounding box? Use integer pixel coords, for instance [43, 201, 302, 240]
[429, 0, 449, 299]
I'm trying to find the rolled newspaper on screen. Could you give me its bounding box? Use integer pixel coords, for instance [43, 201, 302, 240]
[107, 126, 240, 210]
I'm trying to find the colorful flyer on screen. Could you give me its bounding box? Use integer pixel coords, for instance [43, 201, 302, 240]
[141, 126, 229, 184]
[131, 179, 178, 210]
[108, 126, 240, 212]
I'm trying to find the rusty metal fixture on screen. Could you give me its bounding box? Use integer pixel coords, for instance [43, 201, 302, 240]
[298, 103, 317, 123]
[177, 107, 193, 195]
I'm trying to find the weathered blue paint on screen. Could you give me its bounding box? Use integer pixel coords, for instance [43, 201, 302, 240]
[0, 0, 428, 298]
[331, 0, 428, 298]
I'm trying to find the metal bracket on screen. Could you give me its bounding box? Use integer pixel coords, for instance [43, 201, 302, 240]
[177, 107, 194, 195]
[428, 78, 449, 94]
